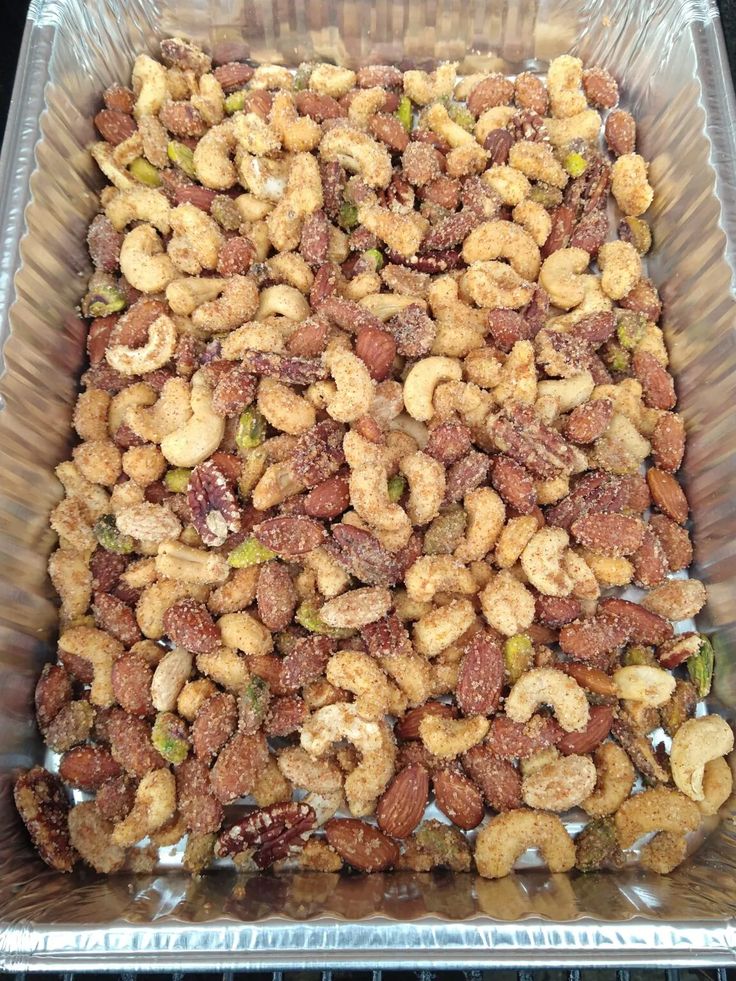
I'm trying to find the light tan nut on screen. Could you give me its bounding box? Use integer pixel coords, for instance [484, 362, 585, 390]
[106, 187, 171, 234]
[539, 248, 590, 310]
[132, 53, 167, 118]
[612, 665, 676, 707]
[479, 570, 535, 637]
[403, 357, 463, 422]
[167, 203, 224, 275]
[495, 515, 539, 569]
[592, 412, 651, 474]
[301, 702, 395, 817]
[522, 754, 597, 811]
[319, 126, 392, 189]
[324, 348, 375, 424]
[419, 713, 489, 760]
[581, 550, 634, 588]
[493, 339, 538, 406]
[156, 540, 229, 585]
[217, 611, 273, 656]
[277, 746, 343, 794]
[614, 786, 701, 848]
[399, 451, 445, 525]
[68, 802, 126, 874]
[160, 370, 225, 467]
[320, 587, 392, 630]
[462, 220, 541, 281]
[233, 110, 280, 156]
[641, 579, 707, 621]
[58, 625, 123, 707]
[545, 110, 602, 149]
[111, 768, 176, 846]
[116, 502, 181, 543]
[547, 55, 586, 118]
[258, 377, 316, 436]
[670, 715, 734, 801]
[326, 650, 398, 719]
[513, 198, 552, 247]
[119, 224, 177, 294]
[136, 579, 208, 639]
[191, 275, 259, 333]
[177, 678, 218, 721]
[106, 312, 177, 375]
[454, 487, 505, 563]
[166, 277, 225, 316]
[582, 742, 636, 818]
[192, 119, 237, 190]
[405, 555, 477, 603]
[697, 757, 733, 817]
[403, 63, 457, 106]
[309, 63, 356, 97]
[412, 598, 477, 658]
[506, 667, 590, 733]
[196, 647, 249, 692]
[151, 647, 193, 711]
[357, 205, 427, 259]
[475, 809, 575, 878]
[252, 461, 305, 510]
[611, 153, 654, 216]
[462, 260, 534, 310]
[508, 140, 568, 189]
[537, 371, 595, 413]
[425, 102, 475, 147]
[520, 526, 574, 597]
[257, 284, 311, 321]
[482, 165, 530, 206]
[597, 241, 642, 301]
[640, 831, 688, 874]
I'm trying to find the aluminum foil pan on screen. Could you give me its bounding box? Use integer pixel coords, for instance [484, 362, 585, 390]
[2, 0, 736, 969]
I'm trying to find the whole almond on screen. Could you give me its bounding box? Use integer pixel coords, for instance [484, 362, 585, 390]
[535, 593, 582, 628]
[582, 67, 619, 109]
[541, 204, 574, 257]
[557, 705, 614, 754]
[369, 113, 409, 152]
[491, 455, 536, 512]
[565, 397, 614, 444]
[485, 715, 563, 760]
[325, 818, 399, 871]
[94, 109, 137, 145]
[461, 744, 522, 811]
[468, 74, 514, 115]
[355, 326, 397, 381]
[213, 61, 254, 91]
[514, 72, 548, 115]
[619, 277, 662, 322]
[647, 468, 689, 524]
[558, 662, 618, 699]
[651, 413, 685, 472]
[58, 746, 122, 791]
[598, 597, 674, 645]
[256, 561, 298, 631]
[632, 350, 676, 410]
[456, 629, 504, 715]
[632, 526, 669, 588]
[559, 614, 632, 661]
[433, 768, 484, 829]
[253, 515, 326, 556]
[649, 514, 693, 571]
[304, 474, 350, 518]
[376, 764, 429, 838]
[605, 109, 636, 156]
[571, 512, 645, 556]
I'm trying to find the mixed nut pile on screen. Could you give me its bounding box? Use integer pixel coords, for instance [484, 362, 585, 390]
[14, 38, 733, 880]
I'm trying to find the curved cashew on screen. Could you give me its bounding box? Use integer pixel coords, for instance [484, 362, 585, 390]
[132, 54, 167, 118]
[597, 241, 642, 301]
[192, 119, 237, 190]
[166, 277, 225, 316]
[508, 140, 568, 190]
[463, 261, 534, 309]
[475, 810, 575, 879]
[455, 487, 506, 563]
[239, 153, 291, 204]
[58, 625, 123, 707]
[425, 102, 474, 148]
[506, 667, 590, 733]
[480, 570, 535, 637]
[111, 768, 176, 846]
[513, 199, 553, 248]
[611, 154, 653, 217]
[698, 757, 733, 817]
[403, 357, 462, 422]
[270, 92, 321, 152]
[614, 787, 701, 848]
[547, 55, 586, 119]
[258, 377, 315, 435]
[108, 382, 156, 434]
[419, 713, 489, 759]
[357, 205, 427, 258]
[257, 284, 310, 321]
[522, 754, 597, 811]
[670, 715, 734, 801]
[191, 275, 259, 333]
[482, 165, 531, 206]
[399, 451, 445, 525]
[319, 126, 392, 189]
[404, 555, 477, 603]
[160, 369, 225, 467]
[582, 743, 636, 817]
[106, 188, 171, 234]
[301, 702, 396, 817]
[349, 461, 412, 546]
[233, 110, 280, 156]
[277, 746, 343, 794]
[91, 142, 135, 191]
[521, 527, 574, 597]
[325, 650, 396, 718]
[412, 598, 477, 658]
[403, 63, 456, 106]
[126, 377, 192, 443]
[537, 372, 595, 413]
[320, 588, 392, 630]
[462, 220, 541, 281]
[545, 109, 602, 149]
[493, 339, 538, 406]
[156, 540, 229, 585]
[119, 224, 177, 293]
[106, 313, 178, 376]
[151, 647, 193, 712]
[167, 204, 223, 275]
[324, 348, 374, 423]
[539, 248, 590, 310]
[309, 63, 356, 97]
[613, 665, 676, 707]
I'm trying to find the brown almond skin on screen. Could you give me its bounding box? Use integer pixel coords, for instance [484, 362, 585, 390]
[558, 705, 614, 754]
[304, 474, 350, 518]
[376, 764, 429, 838]
[59, 746, 122, 791]
[491, 456, 536, 513]
[651, 413, 685, 473]
[570, 512, 645, 556]
[632, 526, 669, 588]
[35, 663, 72, 731]
[632, 350, 676, 410]
[456, 629, 504, 715]
[395, 701, 457, 740]
[598, 597, 674, 645]
[565, 398, 613, 444]
[559, 614, 632, 661]
[558, 662, 617, 699]
[647, 468, 689, 524]
[433, 768, 485, 829]
[649, 514, 693, 571]
[325, 818, 399, 871]
[535, 593, 582, 628]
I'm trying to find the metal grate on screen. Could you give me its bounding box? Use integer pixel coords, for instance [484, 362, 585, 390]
[6, 970, 735, 981]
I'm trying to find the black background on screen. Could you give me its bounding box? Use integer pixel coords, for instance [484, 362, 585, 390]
[0, 0, 733, 140]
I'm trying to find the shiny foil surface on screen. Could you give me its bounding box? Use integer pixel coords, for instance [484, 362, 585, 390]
[2, 0, 736, 968]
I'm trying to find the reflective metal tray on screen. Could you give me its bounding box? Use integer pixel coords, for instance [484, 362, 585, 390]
[2, 0, 736, 969]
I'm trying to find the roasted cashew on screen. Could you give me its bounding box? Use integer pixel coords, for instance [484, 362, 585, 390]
[545, 110, 602, 149]
[251, 460, 305, 509]
[403, 356, 462, 422]
[412, 598, 477, 658]
[614, 787, 701, 848]
[266, 152, 323, 251]
[135, 578, 208, 639]
[106, 188, 171, 234]
[611, 154, 653, 217]
[319, 126, 392, 189]
[116, 502, 181, 543]
[537, 372, 595, 413]
[462, 220, 541, 281]
[522, 754, 597, 811]
[506, 667, 590, 733]
[156, 540, 229, 584]
[238, 153, 291, 203]
[265, 252, 314, 294]
[481, 165, 531, 207]
[91, 142, 135, 191]
[513, 199, 553, 247]
[520, 527, 574, 597]
[309, 63, 356, 97]
[547, 55, 586, 119]
[270, 92, 321, 152]
[160, 369, 225, 467]
[539, 248, 590, 310]
[218, 611, 273, 655]
[325, 650, 397, 718]
[425, 102, 475, 148]
[320, 587, 392, 630]
[404, 555, 477, 604]
[126, 377, 192, 443]
[151, 647, 193, 712]
[613, 665, 676, 707]
[257, 284, 310, 321]
[454, 487, 506, 563]
[597, 241, 642, 301]
[480, 570, 535, 637]
[670, 715, 734, 801]
[300, 702, 396, 817]
[111, 768, 176, 846]
[167, 203, 223, 275]
[399, 451, 445, 525]
[258, 377, 315, 435]
[698, 757, 733, 816]
[582, 742, 636, 818]
[348, 460, 412, 547]
[493, 339, 538, 406]
[495, 514, 538, 569]
[233, 110, 280, 156]
[357, 205, 427, 258]
[508, 140, 568, 189]
[58, 625, 123, 707]
[277, 746, 343, 794]
[463, 261, 534, 309]
[108, 382, 156, 434]
[475, 810, 576, 879]
[166, 277, 225, 316]
[191, 275, 259, 333]
[251, 65, 293, 90]
[403, 63, 456, 106]
[119, 224, 177, 293]
[105, 312, 178, 376]
[419, 713, 489, 759]
[324, 348, 374, 423]
[192, 119, 237, 190]
[132, 54, 167, 118]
